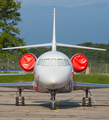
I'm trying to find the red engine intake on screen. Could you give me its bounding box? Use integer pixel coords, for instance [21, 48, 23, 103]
[19, 53, 37, 72]
[71, 54, 88, 72]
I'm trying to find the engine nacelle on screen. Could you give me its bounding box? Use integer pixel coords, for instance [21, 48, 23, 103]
[19, 53, 37, 72]
[71, 54, 88, 73]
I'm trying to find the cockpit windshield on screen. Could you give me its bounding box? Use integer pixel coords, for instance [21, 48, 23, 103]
[37, 59, 43, 66]
[37, 58, 70, 66]
[51, 58, 56, 66]
[43, 59, 50, 66]
[58, 59, 64, 66]
[64, 59, 70, 66]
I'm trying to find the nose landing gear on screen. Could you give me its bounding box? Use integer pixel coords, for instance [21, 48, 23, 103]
[50, 90, 57, 110]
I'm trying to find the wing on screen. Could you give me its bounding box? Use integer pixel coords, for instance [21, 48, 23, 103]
[0, 82, 34, 90]
[0, 73, 28, 76]
[73, 82, 109, 90]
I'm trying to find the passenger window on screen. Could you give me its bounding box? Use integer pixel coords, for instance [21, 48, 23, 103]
[51, 58, 56, 66]
[58, 59, 64, 66]
[43, 59, 50, 66]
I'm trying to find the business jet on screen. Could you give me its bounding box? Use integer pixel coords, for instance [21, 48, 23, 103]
[1, 7, 109, 110]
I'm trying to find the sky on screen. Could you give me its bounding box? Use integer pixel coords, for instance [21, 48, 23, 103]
[17, 0, 109, 45]
[21, 0, 109, 7]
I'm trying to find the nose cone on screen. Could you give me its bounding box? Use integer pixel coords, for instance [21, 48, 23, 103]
[42, 72, 65, 89]
[48, 73, 62, 88]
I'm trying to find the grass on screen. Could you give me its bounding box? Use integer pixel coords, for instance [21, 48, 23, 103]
[0, 73, 109, 84]
[0, 73, 34, 83]
[75, 74, 109, 84]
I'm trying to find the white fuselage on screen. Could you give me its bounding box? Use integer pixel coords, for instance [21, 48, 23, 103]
[34, 51, 73, 89]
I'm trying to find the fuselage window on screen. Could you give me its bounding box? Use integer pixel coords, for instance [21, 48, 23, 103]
[43, 59, 50, 66]
[58, 59, 64, 66]
[51, 58, 56, 66]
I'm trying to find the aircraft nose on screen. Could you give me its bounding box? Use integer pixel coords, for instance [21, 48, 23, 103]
[37, 67, 71, 89]
[50, 75, 57, 85]
[45, 72, 67, 89]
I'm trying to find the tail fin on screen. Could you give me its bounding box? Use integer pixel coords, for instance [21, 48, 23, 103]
[2, 7, 106, 52]
[52, 6, 56, 52]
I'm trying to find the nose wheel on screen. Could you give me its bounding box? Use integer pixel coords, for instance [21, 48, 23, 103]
[50, 101, 57, 110]
[15, 89, 25, 106]
[50, 90, 57, 110]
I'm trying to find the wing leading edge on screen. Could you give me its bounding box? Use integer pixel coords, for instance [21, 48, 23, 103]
[0, 82, 34, 90]
[73, 82, 109, 90]
[0, 73, 28, 76]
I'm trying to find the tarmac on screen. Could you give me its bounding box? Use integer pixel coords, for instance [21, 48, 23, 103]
[0, 87, 109, 120]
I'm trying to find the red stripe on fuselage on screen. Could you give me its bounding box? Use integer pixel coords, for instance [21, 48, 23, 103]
[72, 72, 75, 82]
[71, 81, 73, 90]
[36, 83, 38, 91]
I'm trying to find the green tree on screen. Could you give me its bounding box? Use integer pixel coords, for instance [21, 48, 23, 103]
[0, 0, 29, 58]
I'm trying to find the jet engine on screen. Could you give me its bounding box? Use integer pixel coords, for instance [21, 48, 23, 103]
[71, 54, 88, 73]
[19, 53, 37, 72]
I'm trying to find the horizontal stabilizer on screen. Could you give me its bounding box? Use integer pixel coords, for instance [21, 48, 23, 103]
[2, 43, 52, 50]
[2, 43, 106, 51]
[57, 43, 106, 51]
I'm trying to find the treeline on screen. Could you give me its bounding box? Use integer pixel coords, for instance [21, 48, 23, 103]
[29, 42, 109, 63]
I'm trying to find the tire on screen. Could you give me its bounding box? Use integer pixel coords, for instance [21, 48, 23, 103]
[82, 97, 86, 107]
[21, 97, 25, 106]
[87, 98, 92, 107]
[16, 97, 19, 106]
[50, 103, 56, 110]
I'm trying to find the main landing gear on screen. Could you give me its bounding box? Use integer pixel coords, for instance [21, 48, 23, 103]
[50, 90, 57, 110]
[82, 89, 92, 107]
[15, 88, 25, 106]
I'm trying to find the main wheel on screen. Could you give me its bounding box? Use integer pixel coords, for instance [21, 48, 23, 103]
[21, 97, 25, 106]
[16, 97, 19, 106]
[82, 97, 86, 107]
[87, 98, 92, 107]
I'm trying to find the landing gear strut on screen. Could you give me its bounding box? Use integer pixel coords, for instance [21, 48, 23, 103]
[15, 88, 25, 106]
[50, 90, 57, 110]
[82, 89, 92, 107]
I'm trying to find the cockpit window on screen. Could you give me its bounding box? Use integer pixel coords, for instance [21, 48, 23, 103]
[67, 59, 70, 66]
[58, 59, 65, 66]
[64, 59, 70, 66]
[39, 59, 43, 65]
[51, 58, 56, 66]
[37, 59, 43, 66]
[43, 59, 50, 66]
[37, 58, 70, 66]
